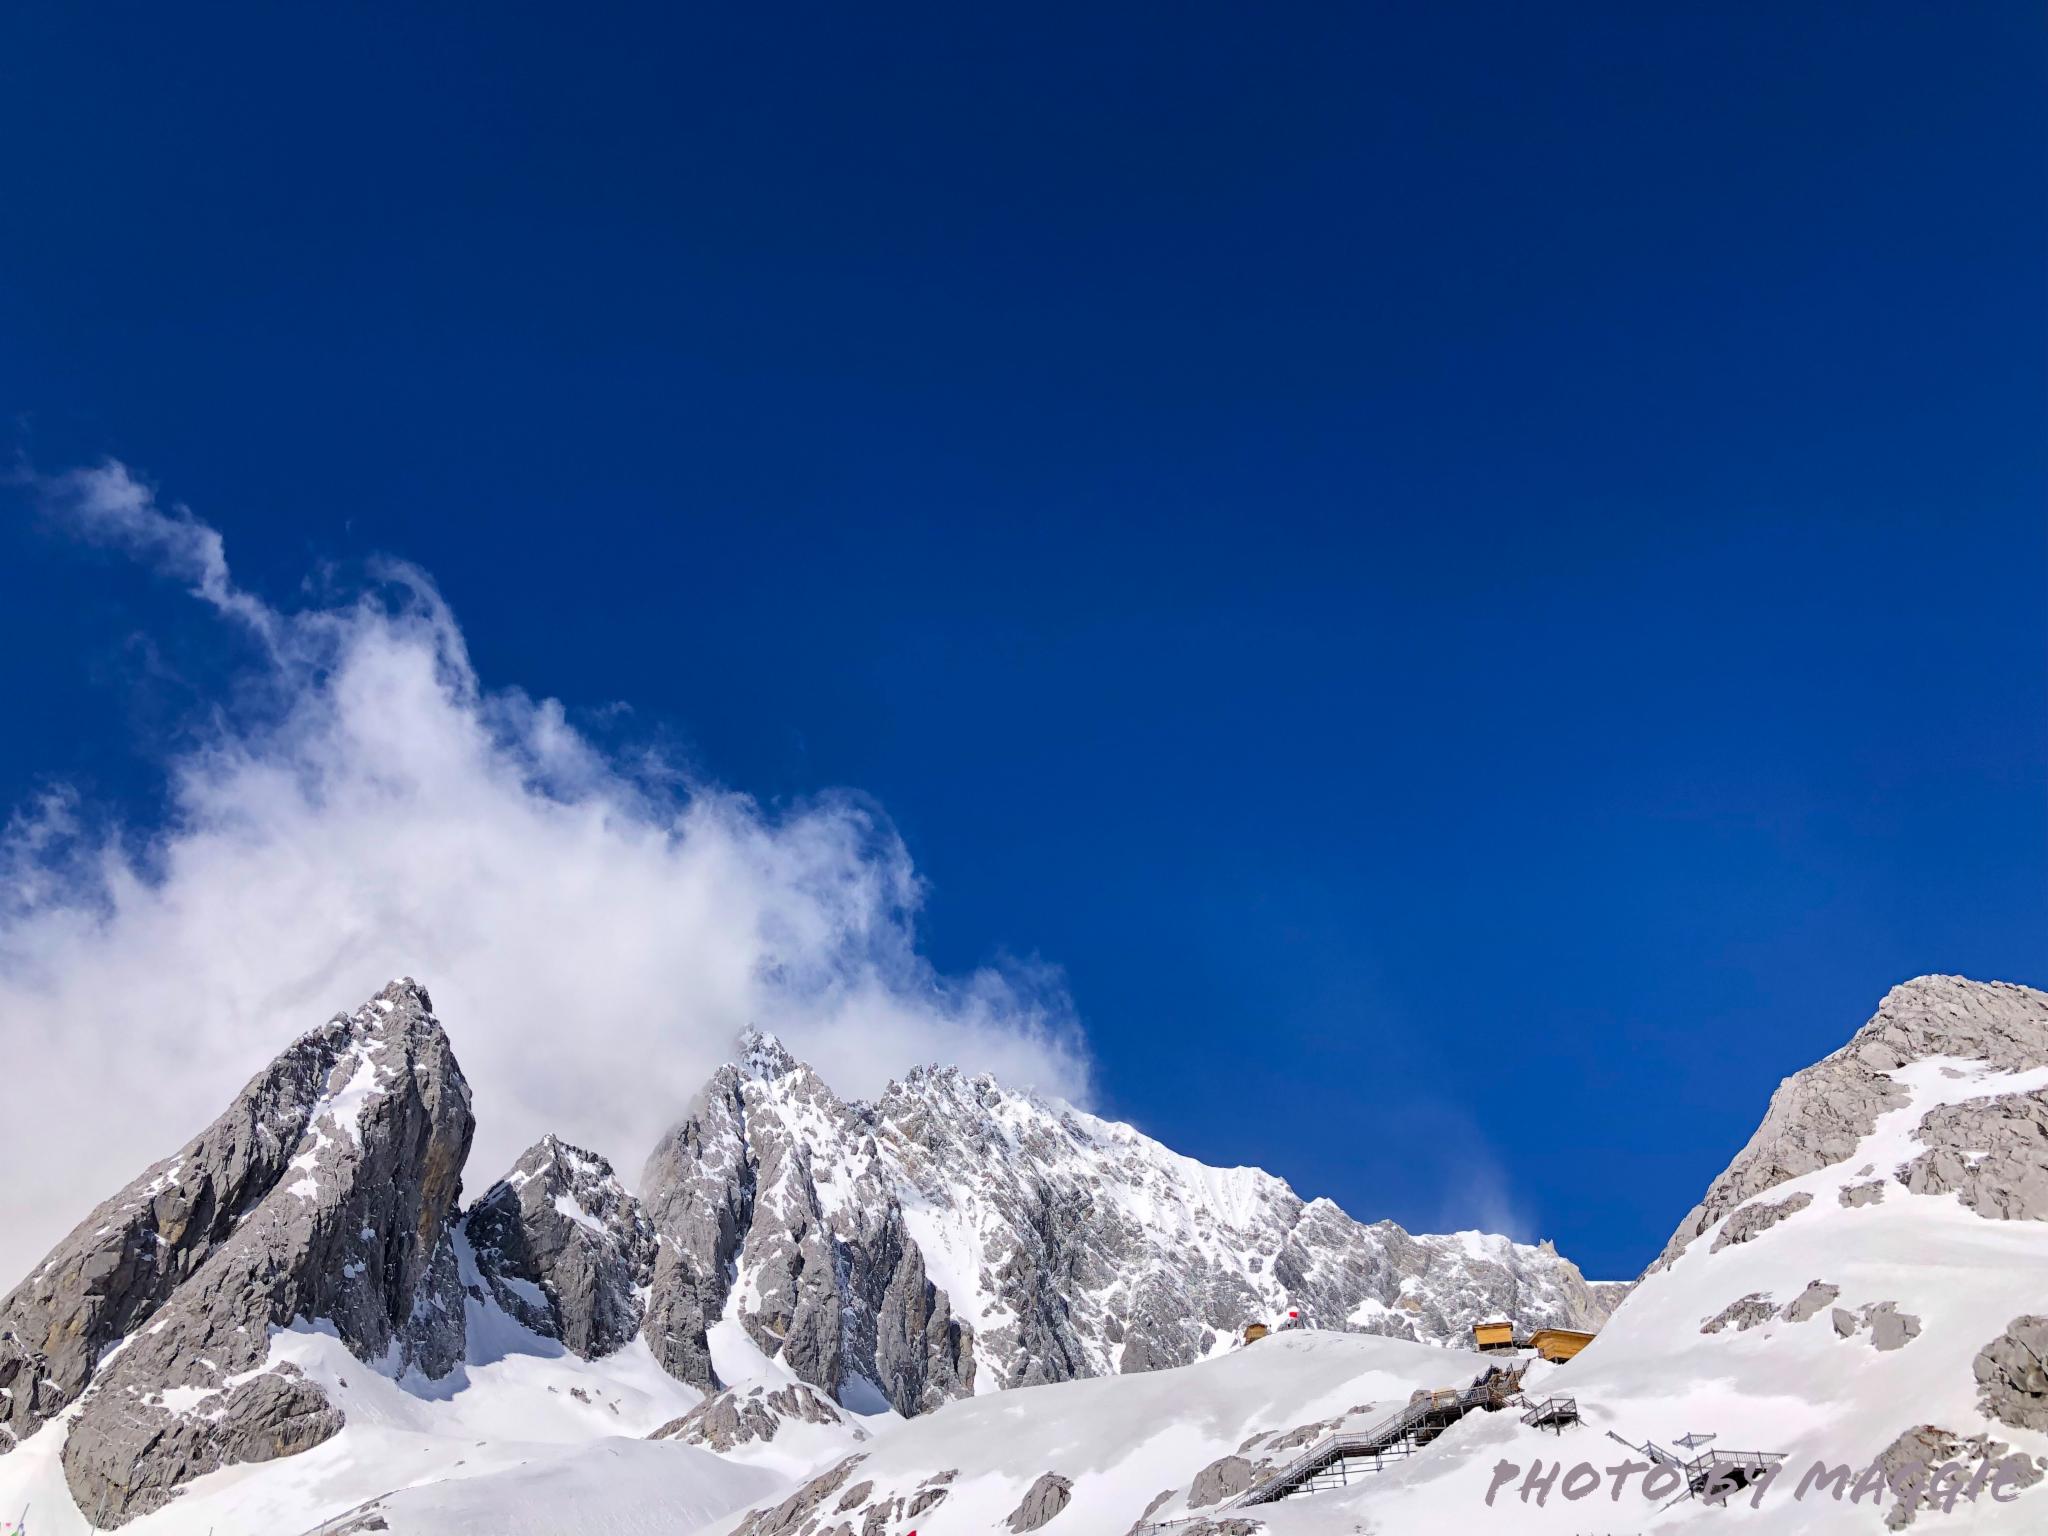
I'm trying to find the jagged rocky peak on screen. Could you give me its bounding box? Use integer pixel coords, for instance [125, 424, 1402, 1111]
[632, 1028, 1620, 1417]
[1655, 973, 2048, 1269]
[463, 1132, 655, 1359]
[0, 978, 475, 1528]
[737, 1023, 802, 1080]
[638, 1024, 970, 1417]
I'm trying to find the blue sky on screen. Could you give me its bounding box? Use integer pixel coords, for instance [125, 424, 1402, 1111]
[1, 3, 2042, 1281]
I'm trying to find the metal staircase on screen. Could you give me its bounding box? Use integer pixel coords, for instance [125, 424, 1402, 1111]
[1520, 1393, 1580, 1432]
[1228, 1364, 1527, 1508]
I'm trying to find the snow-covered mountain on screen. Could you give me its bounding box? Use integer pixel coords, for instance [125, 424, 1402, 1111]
[0, 977, 1614, 1531]
[11, 973, 2040, 1534]
[683, 974, 2048, 1536]
[635, 1026, 1622, 1412]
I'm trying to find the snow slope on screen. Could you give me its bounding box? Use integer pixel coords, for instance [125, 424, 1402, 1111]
[1250, 1053, 2048, 1533]
[700, 1328, 1480, 1536]
[297, 1441, 785, 1536]
[0, 1276, 778, 1536]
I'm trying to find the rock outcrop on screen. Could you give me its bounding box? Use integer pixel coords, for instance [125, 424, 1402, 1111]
[1900, 1092, 2048, 1220]
[1656, 976, 2048, 1269]
[1780, 1280, 1838, 1323]
[1699, 1292, 1777, 1333]
[728, 1453, 869, 1536]
[1005, 1470, 1074, 1531]
[2, 980, 473, 1527]
[1710, 1191, 1813, 1252]
[1188, 1454, 1255, 1507]
[1974, 1315, 2048, 1432]
[650, 1381, 861, 1452]
[464, 1134, 653, 1358]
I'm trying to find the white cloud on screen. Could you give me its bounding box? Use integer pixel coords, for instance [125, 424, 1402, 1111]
[33, 460, 281, 642]
[0, 461, 1090, 1287]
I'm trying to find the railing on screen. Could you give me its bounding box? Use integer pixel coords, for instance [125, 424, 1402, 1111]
[1231, 1366, 1524, 1509]
[297, 1493, 397, 1536]
[1133, 1365, 1543, 1529]
[1519, 1394, 1578, 1430]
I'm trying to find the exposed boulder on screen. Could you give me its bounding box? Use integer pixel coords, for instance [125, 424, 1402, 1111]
[1780, 1280, 1839, 1323]
[1005, 1471, 1074, 1531]
[1872, 1423, 2043, 1530]
[1865, 1301, 1923, 1353]
[464, 1134, 653, 1358]
[1188, 1453, 1255, 1507]
[1974, 1315, 2048, 1432]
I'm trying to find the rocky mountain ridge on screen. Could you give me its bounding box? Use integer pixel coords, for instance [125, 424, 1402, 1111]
[632, 1029, 1623, 1416]
[0, 977, 1617, 1526]
[684, 973, 2048, 1536]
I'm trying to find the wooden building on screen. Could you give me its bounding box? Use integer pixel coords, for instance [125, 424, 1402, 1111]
[1529, 1327, 1596, 1363]
[1471, 1319, 1516, 1352]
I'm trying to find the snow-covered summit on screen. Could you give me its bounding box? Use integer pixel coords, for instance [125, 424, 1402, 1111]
[635, 1025, 1622, 1419]
[735, 1025, 802, 1083]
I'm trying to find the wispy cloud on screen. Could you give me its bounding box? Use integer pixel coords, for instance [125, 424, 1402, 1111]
[0, 461, 1091, 1286]
[32, 460, 281, 643]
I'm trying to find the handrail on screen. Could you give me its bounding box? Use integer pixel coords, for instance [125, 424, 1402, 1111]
[1520, 1394, 1576, 1416]
[1232, 1368, 1520, 1509]
[1133, 1366, 1531, 1527]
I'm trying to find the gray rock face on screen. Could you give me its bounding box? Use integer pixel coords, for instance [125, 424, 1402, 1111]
[3, 981, 473, 1528]
[874, 1234, 977, 1414]
[1005, 1471, 1073, 1531]
[1827, 1300, 1922, 1351]
[637, 1029, 1620, 1414]
[637, 1040, 980, 1415]
[1188, 1454, 1255, 1507]
[638, 1059, 758, 1392]
[1839, 1179, 1886, 1207]
[1710, 1192, 1813, 1252]
[0, 984, 429, 1451]
[1781, 1280, 1839, 1323]
[63, 1362, 346, 1527]
[1974, 1315, 2048, 1432]
[1656, 976, 2048, 1269]
[1871, 1424, 2044, 1531]
[729, 1453, 869, 1536]
[1700, 1292, 1777, 1334]
[1900, 1092, 2048, 1220]
[650, 1381, 860, 1452]
[464, 1134, 653, 1358]
[1864, 1301, 1922, 1353]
